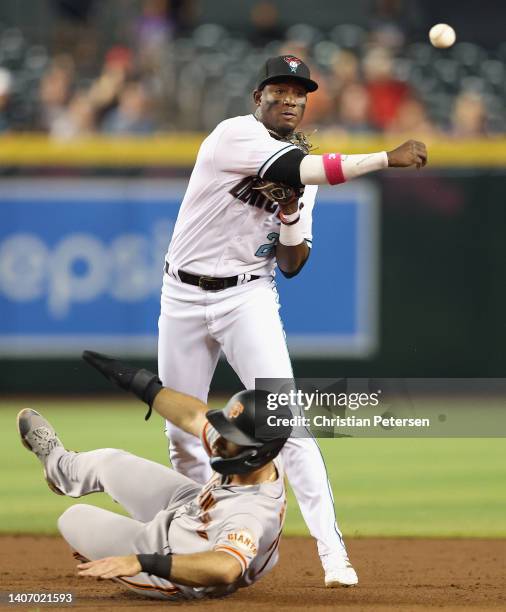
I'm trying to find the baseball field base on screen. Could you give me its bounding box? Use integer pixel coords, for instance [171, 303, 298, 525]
[1, 536, 503, 611]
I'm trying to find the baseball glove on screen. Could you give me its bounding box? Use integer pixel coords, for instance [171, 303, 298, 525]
[265, 127, 316, 155]
[287, 129, 316, 155]
[251, 178, 301, 206]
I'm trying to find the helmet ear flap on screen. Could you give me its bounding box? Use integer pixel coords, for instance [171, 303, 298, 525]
[210, 447, 259, 476]
[210, 438, 286, 476]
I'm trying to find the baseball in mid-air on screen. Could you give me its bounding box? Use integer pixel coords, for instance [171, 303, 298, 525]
[429, 23, 457, 48]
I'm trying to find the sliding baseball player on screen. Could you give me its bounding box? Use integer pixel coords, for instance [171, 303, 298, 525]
[17, 351, 292, 601]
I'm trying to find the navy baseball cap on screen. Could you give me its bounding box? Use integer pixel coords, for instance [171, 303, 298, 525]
[256, 55, 318, 92]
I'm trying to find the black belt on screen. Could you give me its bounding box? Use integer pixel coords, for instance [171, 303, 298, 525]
[165, 261, 260, 291]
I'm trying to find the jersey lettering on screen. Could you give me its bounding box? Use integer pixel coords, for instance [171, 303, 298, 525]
[227, 530, 258, 555]
[255, 232, 279, 258]
[229, 177, 279, 213]
[166, 115, 315, 278]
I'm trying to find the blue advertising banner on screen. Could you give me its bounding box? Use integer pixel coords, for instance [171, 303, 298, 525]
[0, 179, 378, 357]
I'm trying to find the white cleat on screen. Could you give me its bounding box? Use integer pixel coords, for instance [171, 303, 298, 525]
[17, 408, 64, 495]
[322, 553, 359, 587]
[324, 565, 359, 587]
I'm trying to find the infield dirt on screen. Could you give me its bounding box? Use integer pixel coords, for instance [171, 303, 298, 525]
[1, 536, 504, 611]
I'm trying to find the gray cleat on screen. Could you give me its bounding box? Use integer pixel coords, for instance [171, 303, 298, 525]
[17, 409, 64, 495]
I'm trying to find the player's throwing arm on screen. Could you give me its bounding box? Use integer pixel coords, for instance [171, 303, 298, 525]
[256, 139, 428, 265]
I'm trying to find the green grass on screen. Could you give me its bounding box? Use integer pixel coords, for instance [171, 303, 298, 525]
[1, 399, 505, 537]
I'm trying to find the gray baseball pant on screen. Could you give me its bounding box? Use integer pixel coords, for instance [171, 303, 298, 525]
[45, 447, 201, 599]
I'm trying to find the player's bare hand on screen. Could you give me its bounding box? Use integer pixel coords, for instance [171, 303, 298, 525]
[387, 140, 428, 169]
[278, 195, 300, 215]
[77, 555, 141, 579]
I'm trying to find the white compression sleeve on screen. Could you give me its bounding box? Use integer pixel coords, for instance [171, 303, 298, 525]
[341, 152, 389, 179]
[299, 155, 326, 184]
[299, 152, 389, 185]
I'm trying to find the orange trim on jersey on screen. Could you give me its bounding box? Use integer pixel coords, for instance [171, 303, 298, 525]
[215, 545, 248, 573]
[202, 496, 216, 511]
[197, 529, 209, 540]
[72, 551, 86, 561]
[266, 533, 280, 553]
[200, 490, 211, 503]
[256, 531, 281, 575]
[201, 421, 212, 457]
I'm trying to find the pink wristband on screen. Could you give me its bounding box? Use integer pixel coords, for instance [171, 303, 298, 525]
[323, 153, 345, 185]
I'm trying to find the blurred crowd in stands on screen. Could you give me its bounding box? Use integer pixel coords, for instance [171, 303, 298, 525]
[0, 0, 504, 139]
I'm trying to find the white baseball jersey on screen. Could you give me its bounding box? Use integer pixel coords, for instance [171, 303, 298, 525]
[166, 114, 317, 278]
[157, 114, 351, 586]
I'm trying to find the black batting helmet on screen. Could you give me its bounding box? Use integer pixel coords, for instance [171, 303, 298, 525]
[205, 389, 292, 475]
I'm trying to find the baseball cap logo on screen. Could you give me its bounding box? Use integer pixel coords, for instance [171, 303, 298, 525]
[283, 56, 301, 73]
[229, 401, 245, 419]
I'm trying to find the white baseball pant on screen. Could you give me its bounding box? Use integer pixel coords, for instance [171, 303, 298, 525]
[158, 274, 347, 558]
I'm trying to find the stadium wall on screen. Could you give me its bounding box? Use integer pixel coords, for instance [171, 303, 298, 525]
[0, 137, 505, 393]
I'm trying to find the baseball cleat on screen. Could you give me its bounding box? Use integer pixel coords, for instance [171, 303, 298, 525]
[323, 554, 358, 587]
[17, 409, 64, 495]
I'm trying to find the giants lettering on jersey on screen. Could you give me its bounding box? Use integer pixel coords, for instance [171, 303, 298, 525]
[227, 529, 258, 555]
[229, 177, 279, 213]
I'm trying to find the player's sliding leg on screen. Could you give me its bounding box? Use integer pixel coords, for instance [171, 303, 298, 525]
[58, 505, 181, 600]
[17, 408, 193, 598]
[47, 448, 200, 521]
[158, 280, 221, 483]
[17, 409, 200, 522]
[215, 282, 358, 586]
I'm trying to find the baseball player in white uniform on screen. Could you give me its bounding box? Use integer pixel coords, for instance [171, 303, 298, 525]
[17, 352, 294, 601]
[158, 55, 427, 587]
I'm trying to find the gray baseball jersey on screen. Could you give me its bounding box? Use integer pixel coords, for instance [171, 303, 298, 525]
[48, 424, 286, 601]
[168, 456, 286, 598]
